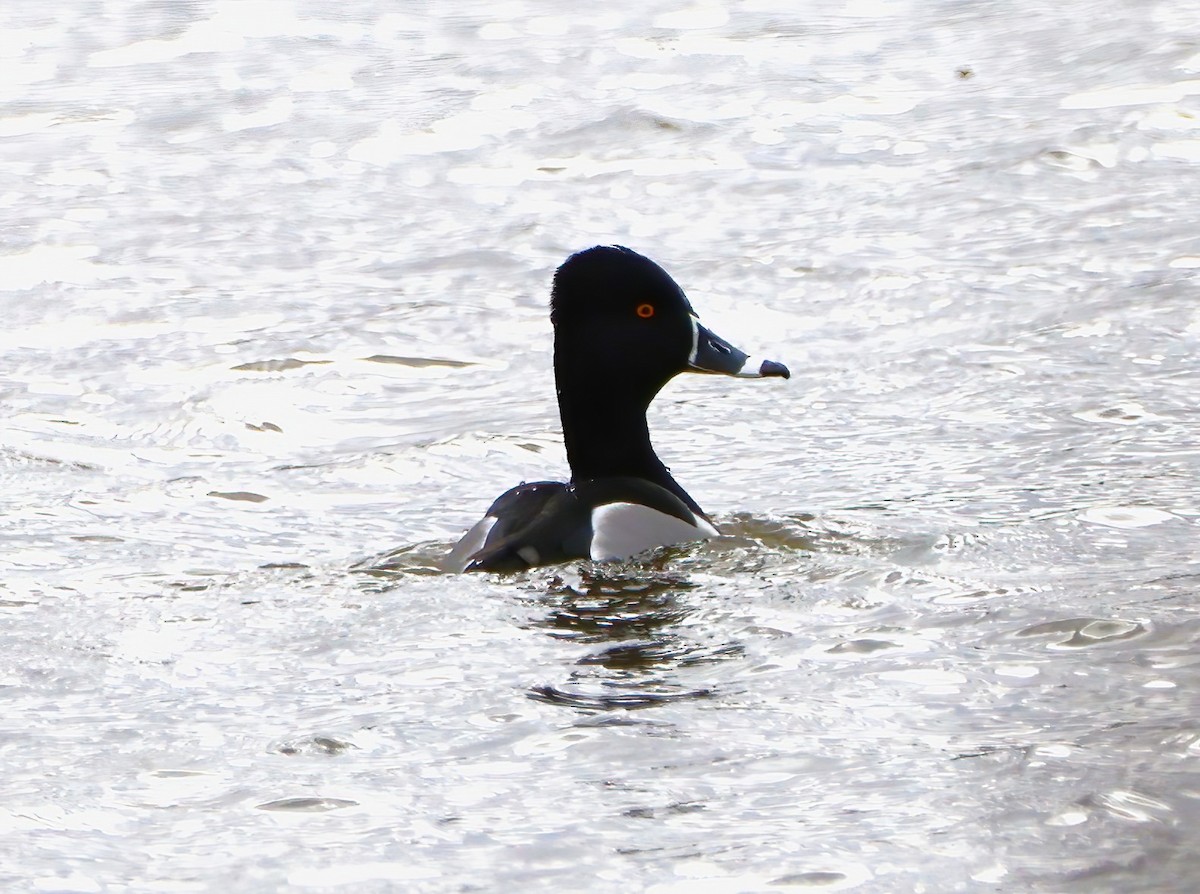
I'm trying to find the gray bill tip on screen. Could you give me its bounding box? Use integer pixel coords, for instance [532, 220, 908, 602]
[737, 355, 790, 379]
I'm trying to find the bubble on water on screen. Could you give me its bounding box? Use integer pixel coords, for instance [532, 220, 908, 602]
[1079, 506, 1178, 528]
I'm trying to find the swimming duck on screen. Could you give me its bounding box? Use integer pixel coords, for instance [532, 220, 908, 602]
[446, 245, 789, 573]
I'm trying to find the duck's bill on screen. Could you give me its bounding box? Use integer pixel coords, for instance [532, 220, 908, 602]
[688, 320, 790, 379]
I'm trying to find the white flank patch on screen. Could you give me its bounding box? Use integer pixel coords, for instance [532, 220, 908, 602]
[590, 502, 718, 561]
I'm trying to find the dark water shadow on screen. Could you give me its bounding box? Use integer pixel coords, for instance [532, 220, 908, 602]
[517, 562, 743, 713]
[350, 540, 452, 588]
[527, 682, 715, 712]
[347, 513, 903, 713]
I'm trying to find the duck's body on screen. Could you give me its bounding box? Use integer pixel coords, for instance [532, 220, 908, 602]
[446, 246, 788, 573]
[446, 477, 719, 572]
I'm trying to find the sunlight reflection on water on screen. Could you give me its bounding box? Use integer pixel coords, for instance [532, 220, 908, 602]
[3, 0, 1200, 891]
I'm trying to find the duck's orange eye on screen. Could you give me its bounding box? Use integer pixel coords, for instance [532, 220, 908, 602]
[636, 303, 655, 319]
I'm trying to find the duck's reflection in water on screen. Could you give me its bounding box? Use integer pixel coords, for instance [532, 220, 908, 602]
[526, 564, 745, 712]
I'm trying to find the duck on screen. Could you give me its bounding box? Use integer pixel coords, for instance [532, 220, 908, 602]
[445, 245, 789, 573]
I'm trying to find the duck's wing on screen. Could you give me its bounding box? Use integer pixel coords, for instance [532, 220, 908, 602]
[444, 481, 591, 573]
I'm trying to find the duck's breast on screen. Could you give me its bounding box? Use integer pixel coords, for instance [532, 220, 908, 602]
[588, 501, 719, 561]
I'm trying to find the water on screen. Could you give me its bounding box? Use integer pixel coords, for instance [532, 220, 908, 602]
[3, 1, 1199, 891]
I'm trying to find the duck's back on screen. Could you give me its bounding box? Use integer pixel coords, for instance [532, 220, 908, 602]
[445, 477, 718, 572]
[444, 481, 581, 572]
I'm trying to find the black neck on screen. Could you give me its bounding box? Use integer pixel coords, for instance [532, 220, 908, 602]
[554, 372, 704, 517]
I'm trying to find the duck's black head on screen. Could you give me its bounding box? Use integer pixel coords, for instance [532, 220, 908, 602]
[551, 246, 700, 400]
[551, 245, 789, 398]
[549, 245, 789, 488]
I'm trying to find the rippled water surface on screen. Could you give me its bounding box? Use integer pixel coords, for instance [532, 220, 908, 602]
[4, 1, 1200, 891]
